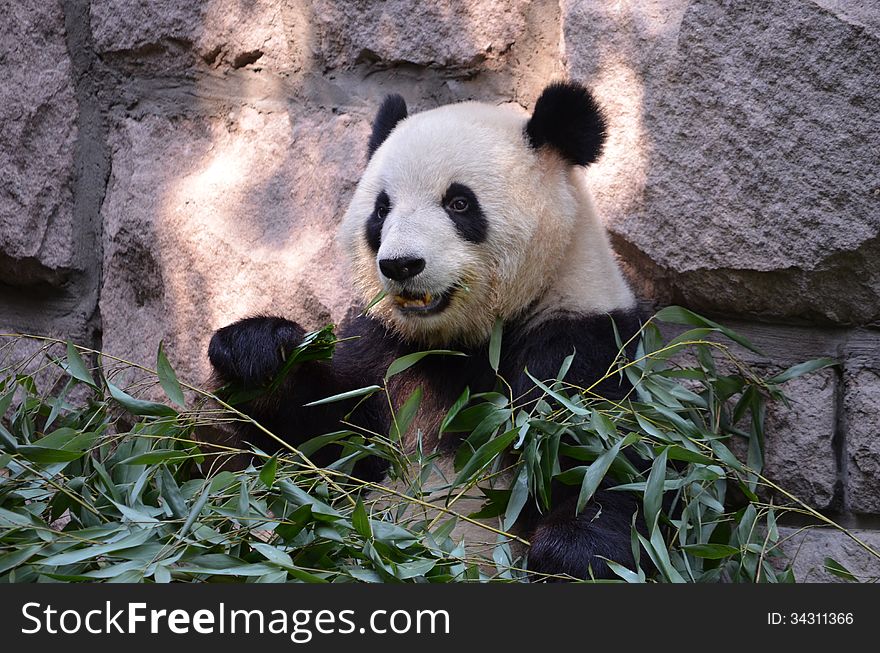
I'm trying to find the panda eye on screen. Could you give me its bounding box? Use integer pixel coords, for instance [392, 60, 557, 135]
[376, 205, 389, 219]
[448, 197, 469, 213]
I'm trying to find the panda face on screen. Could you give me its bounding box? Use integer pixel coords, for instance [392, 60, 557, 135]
[341, 103, 567, 345]
[340, 84, 633, 347]
[366, 179, 486, 315]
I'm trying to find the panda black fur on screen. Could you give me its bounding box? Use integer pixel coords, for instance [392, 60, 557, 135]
[208, 82, 644, 580]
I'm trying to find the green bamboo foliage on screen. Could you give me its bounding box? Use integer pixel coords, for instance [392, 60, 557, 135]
[0, 309, 873, 583]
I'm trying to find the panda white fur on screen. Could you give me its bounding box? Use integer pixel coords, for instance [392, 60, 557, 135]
[209, 82, 644, 580]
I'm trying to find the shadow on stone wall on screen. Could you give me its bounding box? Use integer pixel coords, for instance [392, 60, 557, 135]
[94, 0, 566, 387]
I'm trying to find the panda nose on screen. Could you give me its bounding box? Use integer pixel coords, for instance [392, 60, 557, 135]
[379, 256, 426, 282]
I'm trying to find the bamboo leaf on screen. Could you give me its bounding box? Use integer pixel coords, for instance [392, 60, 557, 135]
[489, 318, 503, 372]
[439, 387, 470, 434]
[64, 341, 97, 388]
[503, 465, 529, 531]
[384, 350, 466, 380]
[576, 439, 623, 514]
[259, 454, 278, 488]
[453, 429, 518, 487]
[36, 529, 154, 566]
[180, 482, 212, 536]
[767, 358, 838, 384]
[17, 445, 86, 463]
[303, 385, 381, 407]
[682, 544, 741, 559]
[391, 387, 422, 442]
[525, 369, 589, 416]
[159, 465, 187, 519]
[823, 557, 856, 582]
[157, 342, 186, 408]
[362, 290, 387, 314]
[352, 499, 372, 539]
[644, 447, 668, 532]
[654, 306, 762, 355]
[107, 380, 177, 417]
[252, 542, 294, 568]
[118, 449, 192, 465]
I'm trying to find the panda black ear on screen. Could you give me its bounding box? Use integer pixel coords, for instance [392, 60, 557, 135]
[525, 81, 608, 166]
[368, 94, 408, 158]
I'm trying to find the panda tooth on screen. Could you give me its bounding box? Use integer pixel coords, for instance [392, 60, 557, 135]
[392, 292, 438, 310]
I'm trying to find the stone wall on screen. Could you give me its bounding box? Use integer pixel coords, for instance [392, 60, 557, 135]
[1, 0, 878, 581]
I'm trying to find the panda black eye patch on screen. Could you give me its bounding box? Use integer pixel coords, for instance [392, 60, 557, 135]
[442, 183, 487, 244]
[366, 190, 390, 252]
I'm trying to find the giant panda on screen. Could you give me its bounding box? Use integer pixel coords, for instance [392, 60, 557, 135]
[208, 81, 644, 580]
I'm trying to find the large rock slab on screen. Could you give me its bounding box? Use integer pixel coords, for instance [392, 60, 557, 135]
[665, 325, 840, 511]
[564, 0, 880, 325]
[720, 364, 838, 510]
[0, 2, 78, 284]
[779, 526, 880, 582]
[311, 0, 530, 72]
[90, 0, 296, 72]
[845, 368, 880, 513]
[99, 104, 368, 386]
[762, 370, 839, 510]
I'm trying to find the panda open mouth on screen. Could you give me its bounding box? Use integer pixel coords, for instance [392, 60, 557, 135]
[391, 288, 454, 316]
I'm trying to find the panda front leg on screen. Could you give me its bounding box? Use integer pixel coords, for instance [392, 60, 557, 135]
[207, 315, 330, 443]
[208, 317, 359, 466]
[526, 487, 643, 581]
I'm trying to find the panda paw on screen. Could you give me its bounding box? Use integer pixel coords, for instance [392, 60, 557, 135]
[525, 493, 638, 581]
[208, 316, 305, 388]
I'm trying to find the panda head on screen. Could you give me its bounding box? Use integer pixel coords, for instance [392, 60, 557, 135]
[340, 81, 630, 347]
